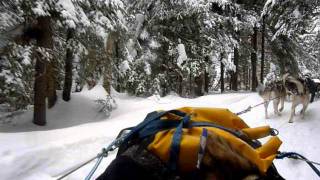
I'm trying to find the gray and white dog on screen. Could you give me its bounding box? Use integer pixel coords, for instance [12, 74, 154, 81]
[282, 73, 310, 123]
[257, 80, 286, 119]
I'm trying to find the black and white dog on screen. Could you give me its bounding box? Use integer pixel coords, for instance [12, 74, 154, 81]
[258, 80, 286, 119]
[313, 79, 320, 98]
[282, 73, 310, 123]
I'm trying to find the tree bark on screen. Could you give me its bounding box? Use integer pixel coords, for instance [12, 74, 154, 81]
[34, 53, 47, 126]
[194, 74, 203, 96]
[33, 16, 53, 126]
[243, 64, 247, 90]
[63, 28, 74, 101]
[178, 74, 183, 96]
[189, 67, 192, 96]
[232, 47, 239, 91]
[260, 16, 265, 83]
[104, 32, 119, 94]
[248, 66, 251, 91]
[204, 67, 209, 93]
[46, 61, 57, 108]
[251, 26, 258, 91]
[220, 53, 224, 93]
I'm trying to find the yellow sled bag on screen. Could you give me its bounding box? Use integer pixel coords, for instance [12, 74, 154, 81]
[120, 107, 282, 174]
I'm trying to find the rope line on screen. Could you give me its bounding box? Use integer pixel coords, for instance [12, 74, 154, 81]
[56, 155, 99, 180]
[85, 154, 105, 180]
[56, 133, 126, 180]
[236, 95, 284, 115]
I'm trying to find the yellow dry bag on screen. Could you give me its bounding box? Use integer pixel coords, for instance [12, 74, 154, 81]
[122, 107, 282, 174]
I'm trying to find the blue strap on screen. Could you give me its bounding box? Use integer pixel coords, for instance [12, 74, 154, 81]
[123, 110, 186, 142]
[138, 120, 242, 140]
[191, 122, 262, 148]
[139, 120, 181, 139]
[190, 122, 242, 138]
[197, 128, 208, 168]
[122, 111, 160, 142]
[276, 152, 320, 177]
[169, 115, 191, 171]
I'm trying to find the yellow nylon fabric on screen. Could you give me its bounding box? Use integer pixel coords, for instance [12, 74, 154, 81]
[147, 107, 282, 173]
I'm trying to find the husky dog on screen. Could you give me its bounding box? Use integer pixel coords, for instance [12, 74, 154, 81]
[282, 73, 310, 123]
[257, 80, 286, 119]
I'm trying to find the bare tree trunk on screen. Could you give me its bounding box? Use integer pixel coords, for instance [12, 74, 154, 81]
[63, 28, 74, 101]
[104, 32, 119, 94]
[260, 16, 265, 83]
[194, 74, 203, 96]
[244, 68, 247, 90]
[189, 70, 192, 96]
[204, 67, 209, 93]
[46, 62, 57, 108]
[246, 65, 251, 91]
[33, 16, 53, 126]
[34, 53, 47, 125]
[232, 47, 239, 91]
[178, 74, 183, 95]
[220, 53, 224, 93]
[242, 65, 246, 90]
[251, 26, 258, 91]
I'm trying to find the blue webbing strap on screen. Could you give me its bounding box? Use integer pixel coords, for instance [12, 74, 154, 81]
[139, 120, 181, 139]
[190, 122, 262, 148]
[190, 122, 242, 138]
[138, 120, 243, 140]
[276, 152, 320, 177]
[169, 115, 191, 170]
[197, 128, 208, 169]
[122, 110, 186, 143]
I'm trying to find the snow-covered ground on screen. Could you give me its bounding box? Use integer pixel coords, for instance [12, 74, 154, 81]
[0, 85, 319, 180]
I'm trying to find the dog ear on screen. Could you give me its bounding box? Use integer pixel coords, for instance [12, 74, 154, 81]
[201, 132, 260, 180]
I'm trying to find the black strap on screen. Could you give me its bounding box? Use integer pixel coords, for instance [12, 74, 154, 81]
[276, 152, 320, 177]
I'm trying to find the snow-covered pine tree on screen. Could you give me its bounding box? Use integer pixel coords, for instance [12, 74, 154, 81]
[0, 0, 126, 125]
[121, 0, 256, 96]
[262, 0, 320, 75]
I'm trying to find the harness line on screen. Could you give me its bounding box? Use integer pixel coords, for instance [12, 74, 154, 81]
[236, 95, 283, 115]
[55, 131, 127, 180]
[56, 155, 99, 180]
[276, 152, 320, 177]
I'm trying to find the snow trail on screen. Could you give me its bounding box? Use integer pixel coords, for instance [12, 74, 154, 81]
[0, 85, 319, 180]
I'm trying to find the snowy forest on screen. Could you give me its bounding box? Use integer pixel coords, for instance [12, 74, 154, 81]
[1, 0, 320, 125]
[1, 0, 320, 180]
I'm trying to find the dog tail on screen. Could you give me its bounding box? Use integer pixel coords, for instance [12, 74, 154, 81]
[257, 83, 265, 96]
